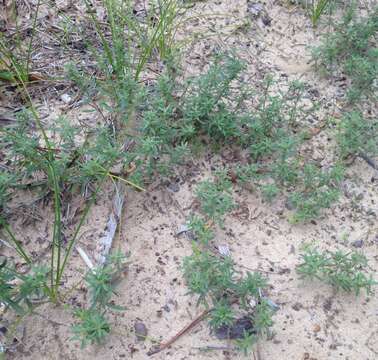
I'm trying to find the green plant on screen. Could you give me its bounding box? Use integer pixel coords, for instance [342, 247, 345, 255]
[0, 259, 48, 314]
[187, 215, 215, 245]
[86, 252, 127, 310]
[86, 266, 116, 309]
[183, 248, 274, 348]
[85, 0, 181, 78]
[195, 174, 235, 225]
[1, 112, 93, 301]
[119, 53, 247, 180]
[77, 0, 184, 124]
[102, 51, 342, 223]
[1, 88, 141, 336]
[312, 6, 378, 103]
[182, 53, 245, 141]
[178, 61, 344, 222]
[71, 309, 111, 348]
[253, 299, 274, 332]
[183, 248, 234, 307]
[261, 183, 279, 202]
[297, 246, 377, 295]
[209, 300, 235, 329]
[288, 164, 344, 222]
[306, 0, 332, 27]
[242, 76, 304, 161]
[271, 159, 300, 186]
[233, 164, 262, 184]
[0, 0, 41, 83]
[132, 72, 190, 178]
[289, 188, 340, 222]
[0, 105, 129, 301]
[71, 252, 127, 347]
[236, 331, 258, 355]
[1, 0, 179, 313]
[337, 111, 378, 159]
[184, 168, 274, 352]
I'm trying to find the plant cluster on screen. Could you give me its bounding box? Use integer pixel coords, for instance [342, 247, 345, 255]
[0, 105, 130, 309]
[1, 112, 123, 195]
[184, 249, 274, 353]
[0, 0, 172, 351]
[313, 6, 378, 103]
[0, 249, 126, 348]
[2, 0, 377, 355]
[0, 46, 352, 354]
[336, 111, 378, 160]
[71, 252, 127, 347]
[306, 0, 332, 27]
[297, 246, 376, 295]
[195, 172, 235, 225]
[0, 0, 41, 84]
[131, 55, 343, 221]
[68, 0, 184, 129]
[182, 179, 275, 354]
[0, 259, 48, 315]
[288, 163, 344, 222]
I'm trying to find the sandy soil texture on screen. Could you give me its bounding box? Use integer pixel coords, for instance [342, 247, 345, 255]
[1, 1, 377, 359]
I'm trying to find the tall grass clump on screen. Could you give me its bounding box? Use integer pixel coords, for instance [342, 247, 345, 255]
[307, 0, 332, 27]
[0, 0, 41, 83]
[0, 0, 177, 347]
[74, 0, 184, 126]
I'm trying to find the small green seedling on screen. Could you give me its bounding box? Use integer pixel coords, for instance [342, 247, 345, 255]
[183, 249, 274, 350]
[0, 260, 48, 314]
[195, 175, 235, 225]
[337, 111, 378, 159]
[184, 176, 274, 353]
[236, 331, 258, 355]
[261, 183, 279, 203]
[71, 252, 127, 347]
[71, 309, 111, 348]
[297, 246, 377, 295]
[307, 0, 332, 27]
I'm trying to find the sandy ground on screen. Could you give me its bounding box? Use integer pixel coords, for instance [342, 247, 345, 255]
[1, 0, 377, 359]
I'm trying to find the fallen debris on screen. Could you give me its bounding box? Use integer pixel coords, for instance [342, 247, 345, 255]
[134, 320, 148, 342]
[147, 308, 211, 356]
[95, 182, 126, 266]
[214, 316, 255, 340]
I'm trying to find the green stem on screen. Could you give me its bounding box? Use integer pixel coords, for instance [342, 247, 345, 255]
[0, 218, 31, 264]
[25, 0, 41, 76]
[48, 162, 62, 298]
[56, 180, 104, 289]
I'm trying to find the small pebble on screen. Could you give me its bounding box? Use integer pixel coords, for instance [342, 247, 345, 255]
[247, 3, 264, 16]
[176, 224, 189, 236]
[167, 182, 180, 193]
[352, 239, 364, 248]
[292, 302, 302, 311]
[134, 321, 148, 342]
[162, 304, 170, 312]
[313, 324, 321, 333]
[60, 93, 71, 104]
[218, 244, 231, 257]
[214, 316, 254, 340]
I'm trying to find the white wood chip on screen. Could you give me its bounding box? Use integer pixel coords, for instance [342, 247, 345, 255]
[95, 182, 126, 266]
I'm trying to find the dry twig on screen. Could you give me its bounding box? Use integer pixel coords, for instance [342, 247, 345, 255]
[147, 308, 211, 356]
